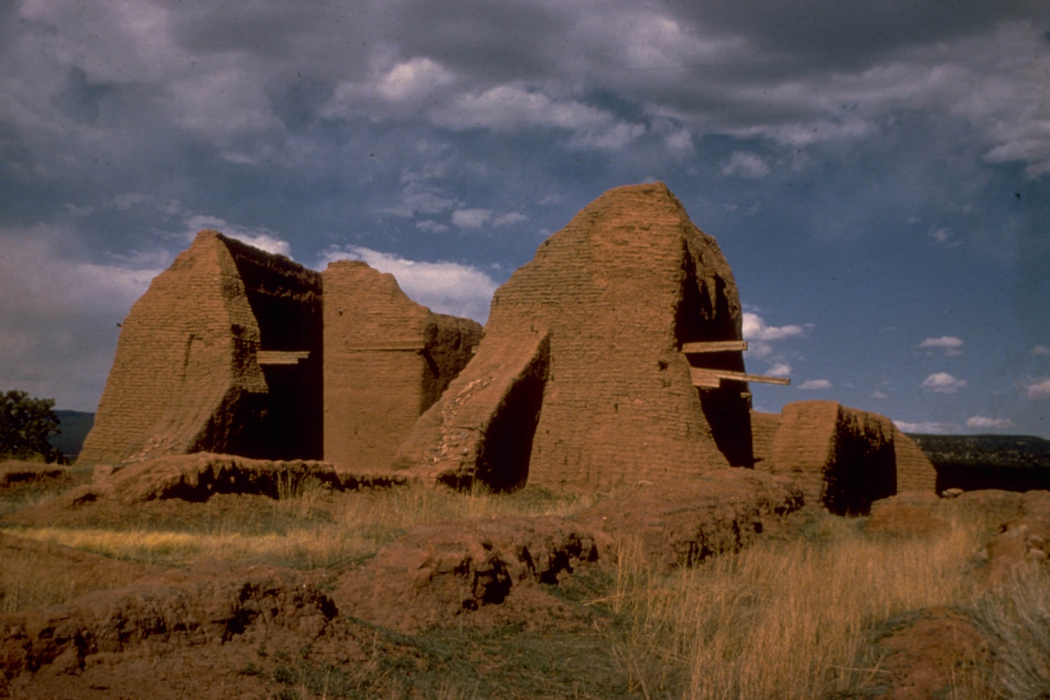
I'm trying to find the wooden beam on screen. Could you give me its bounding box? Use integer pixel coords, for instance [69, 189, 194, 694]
[690, 367, 791, 388]
[257, 350, 310, 365]
[681, 340, 748, 354]
[343, 340, 425, 352]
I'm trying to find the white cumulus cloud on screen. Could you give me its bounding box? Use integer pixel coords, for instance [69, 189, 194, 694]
[1032, 345, 1050, 357]
[920, 372, 967, 393]
[722, 151, 770, 179]
[452, 209, 494, 229]
[767, 362, 792, 378]
[1026, 377, 1050, 400]
[742, 312, 805, 341]
[893, 420, 961, 434]
[919, 336, 963, 355]
[799, 379, 832, 390]
[966, 416, 1013, 429]
[319, 246, 498, 323]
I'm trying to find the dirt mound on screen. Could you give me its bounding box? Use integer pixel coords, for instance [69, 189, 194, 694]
[977, 490, 1050, 583]
[577, 468, 804, 569]
[395, 182, 754, 492]
[850, 607, 990, 699]
[866, 492, 948, 537]
[332, 515, 609, 632]
[0, 562, 335, 692]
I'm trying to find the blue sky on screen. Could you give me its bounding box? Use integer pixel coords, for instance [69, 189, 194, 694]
[1, 0, 1048, 437]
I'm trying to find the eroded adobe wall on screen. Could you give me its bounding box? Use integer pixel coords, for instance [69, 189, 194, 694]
[769, 401, 908, 514]
[892, 426, 938, 493]
[79, 231, 271, 464]
[824, 406, 897, 514]
[323, 261, 482, 471]
[750, 411, 782, 472]
[768, 401, 840, 505]
[223, 237, 324, 459]
[396, 182, 751, 492]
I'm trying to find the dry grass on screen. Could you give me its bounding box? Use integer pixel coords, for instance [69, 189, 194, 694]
[973, 565, 1050, 699]
[1, 483, 598, 570]
[604, 509, 989, 700]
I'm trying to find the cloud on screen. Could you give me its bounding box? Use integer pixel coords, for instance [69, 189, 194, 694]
[742, 312, 806, 341]
[893, 420, 961, 434]
[1025, 377, 1050, 400]
[430, 83, 645, 150]
[0, 225, 168, 410]
[722, 151, 771, 179]
[494, 212, 529, 227]
[318, 246, 498, 322]
[1033, 345, 1050, 356]
[919, 335, 964, 355]
[183, 215, 292, 258]
[799, 379, 832, 390]
[966, 416, 1014, 430]
[871, 390, 889, 399]
[452, 209, 494, 229]
[928, 227, 951, 244]
[920, 372, 967, 393]
[767, 362, 792, 377]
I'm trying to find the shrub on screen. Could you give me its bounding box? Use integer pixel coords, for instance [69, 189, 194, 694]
[0, 389, 64, 463]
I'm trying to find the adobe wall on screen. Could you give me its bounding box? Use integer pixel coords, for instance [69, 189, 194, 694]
[79, 231, 323, 465]
[750, 411, 782, 472]
[395, 182, 752, 492]
[891, 426, 938, 492]
[768, 400, 918, 514]
[322, 261, 482, 471]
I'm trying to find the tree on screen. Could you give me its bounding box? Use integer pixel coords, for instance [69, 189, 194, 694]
[0, 390, 64, 463]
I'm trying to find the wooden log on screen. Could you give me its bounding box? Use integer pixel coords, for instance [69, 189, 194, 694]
[681, 340, 748, 354]
[690, 367, 791, 387]
[342, 340, 425, 352]
[256, 350, 310, 365]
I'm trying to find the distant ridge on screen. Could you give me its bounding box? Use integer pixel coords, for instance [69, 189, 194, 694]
[50, 410, 95, 461]
[908, 433, 1050, 492]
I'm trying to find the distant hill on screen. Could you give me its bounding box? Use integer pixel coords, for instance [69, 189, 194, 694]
[50, 410, 95, 461]
[908, 433, 1050, 492]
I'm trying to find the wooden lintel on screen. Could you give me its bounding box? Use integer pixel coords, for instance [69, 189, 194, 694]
[681, 340, 748, 354]
[690, 367, 791, 388]
[257, 350, 310, 366]
[343, 340, 425, 352]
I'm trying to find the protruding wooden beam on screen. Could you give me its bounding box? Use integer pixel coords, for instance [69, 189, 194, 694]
[681, 340, 748, 354]
[257, 350, 311, 365]
[343, 340, 425, 352]
[690, 367, 791, 388]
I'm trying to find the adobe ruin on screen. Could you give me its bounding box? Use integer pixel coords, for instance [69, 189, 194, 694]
[79, 232, 482, 468]
[394, 182, 770, 492]
[323, 261, 482, 471]
[751, 401, 938, 514]
[80, 184, 937, 509]
[79, 231, 324, 465]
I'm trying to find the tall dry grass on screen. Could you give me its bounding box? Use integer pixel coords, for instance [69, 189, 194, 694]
[606, 510, 989, 700]
[2, 483, 598, 570]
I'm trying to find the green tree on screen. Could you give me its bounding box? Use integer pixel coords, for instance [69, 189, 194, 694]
[0, 390, 64, 463]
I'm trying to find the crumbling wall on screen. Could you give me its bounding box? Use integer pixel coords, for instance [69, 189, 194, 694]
[225, 237, 324, 459]
[79, 231, 322, 465]
[768, 401, 903, 514]
[750, 411, 782, 472]
[322, 261, 482, 471]
[892, 426, 938, 492]
[395, 182, 751, 492]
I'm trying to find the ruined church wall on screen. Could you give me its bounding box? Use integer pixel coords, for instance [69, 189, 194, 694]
[224, 238, 324, 459]
[892, 426, 939, 492]
[323, 261, 482, 471]
[396, 183, 750, 493]
[79, 232, 269, 464]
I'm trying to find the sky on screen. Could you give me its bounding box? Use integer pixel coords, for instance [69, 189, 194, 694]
[1, 0, 1049, 438]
